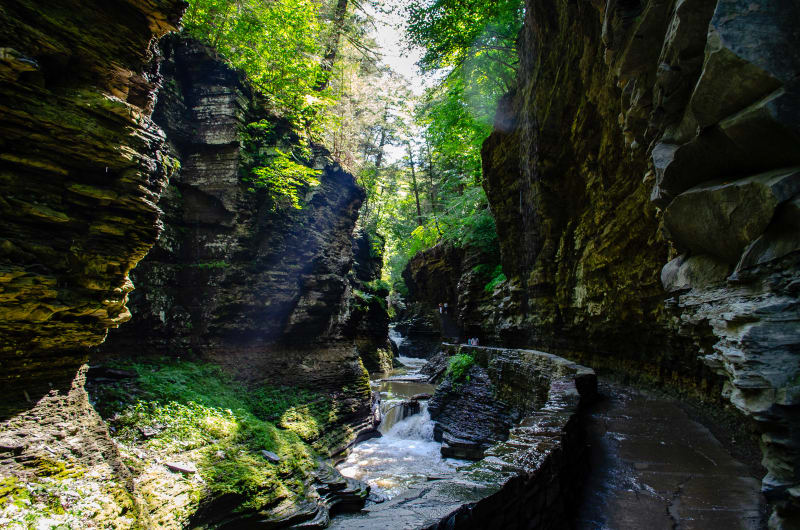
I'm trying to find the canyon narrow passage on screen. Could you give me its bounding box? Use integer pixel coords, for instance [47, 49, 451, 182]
[2, 0, 798, 527]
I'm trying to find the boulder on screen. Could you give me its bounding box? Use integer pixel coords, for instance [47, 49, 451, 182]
[663, 167, 800, 263]
[734, 196, 800, 273]
[660, 254, 730, 292]
[690, 0, 799, 129]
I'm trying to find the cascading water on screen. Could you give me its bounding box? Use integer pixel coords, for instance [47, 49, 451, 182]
[388, 327, 404, 350]
[337, 331, 464, 500]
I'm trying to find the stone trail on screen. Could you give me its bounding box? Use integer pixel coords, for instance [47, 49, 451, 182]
[577, 382, 765, 529]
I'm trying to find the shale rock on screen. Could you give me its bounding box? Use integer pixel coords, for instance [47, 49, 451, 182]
[346, 229, 393, 373]
[99, 38, 378, 403]
[428, 366, 516, 460]
[418, 0, 800, 524]
[0, 2, 184, 528]
[664, 168, 800, 263]
[0, 0, 184, 410]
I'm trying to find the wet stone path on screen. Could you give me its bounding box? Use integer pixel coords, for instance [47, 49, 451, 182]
[577, 382, 765, 529]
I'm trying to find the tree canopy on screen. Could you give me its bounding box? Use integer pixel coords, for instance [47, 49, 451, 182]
[181, 0, 524, 292]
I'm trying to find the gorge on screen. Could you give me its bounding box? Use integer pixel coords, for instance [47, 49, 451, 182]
[1, 0, 798, 528]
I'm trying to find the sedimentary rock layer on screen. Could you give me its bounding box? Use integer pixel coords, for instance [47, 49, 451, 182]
[0, 0, 184, 408]
[100, 38, 379, 387]
[99, 39, 382, 457]
[406, 0, 799, 524]
[0, 1, 184, 527]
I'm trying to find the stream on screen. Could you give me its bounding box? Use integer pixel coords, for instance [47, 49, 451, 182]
[336, 330, 465, 501]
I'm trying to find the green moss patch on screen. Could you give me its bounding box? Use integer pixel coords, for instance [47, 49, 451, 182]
[91, 359, 346, 517]
[446, 353, 476, 384]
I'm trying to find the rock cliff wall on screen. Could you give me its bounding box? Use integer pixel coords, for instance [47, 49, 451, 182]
[0, 1, 185, 527]
[409, 0, 799, 524]
[99, 37, 381, 444]
[0, 0, 184, 411]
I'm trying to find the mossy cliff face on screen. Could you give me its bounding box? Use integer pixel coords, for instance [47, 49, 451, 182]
[99, 38, 378, 445]
[0, 2, 184, 527]
[0, 0, 184, 406]
[346, 229, 393, 373]
[474, 0, 800, 524]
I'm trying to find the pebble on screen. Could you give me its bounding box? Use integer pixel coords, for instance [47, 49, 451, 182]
[166, 461, 197, 474]
[261, 450, 281, 463]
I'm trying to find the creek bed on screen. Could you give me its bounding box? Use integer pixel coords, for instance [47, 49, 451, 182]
[337, 355, 467, 500]
[330, 343, 597, 529]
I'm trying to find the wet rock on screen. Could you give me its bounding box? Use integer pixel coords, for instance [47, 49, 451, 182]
[420, 350, 450, 383]
[404, 399, 421, 416]
[328, 346, 596, 530]
[313, 462, 369, 515]
[428, 366, 515, 460]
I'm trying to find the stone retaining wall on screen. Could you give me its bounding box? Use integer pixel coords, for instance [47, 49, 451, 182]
[337, 345, 596, 529]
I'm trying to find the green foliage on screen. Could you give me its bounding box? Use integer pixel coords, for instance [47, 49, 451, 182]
[364, 278, 391, 296]
[484, 264, 506, 293]
[238, 119, 320, 210]
[404, 0, 523, 74]
[183, 0, 331, 130]
[355, 0, 519, 290]
[351, 286, 387, 312]
[245, 149, 320, 209]
[193, 260, 229, 269]
[445, 353, 475, 383]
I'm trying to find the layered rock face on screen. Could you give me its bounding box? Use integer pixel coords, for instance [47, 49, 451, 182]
[346, 229, 393, 372]
[418, 0, 799, 524]
[0, 0, 184, 410]
[0, 1, 184, 527]
[400, 242, 500, 356]
[100, 37, 379, 445]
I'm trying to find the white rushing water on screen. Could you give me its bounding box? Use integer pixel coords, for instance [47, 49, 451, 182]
[388, 327, 405, 349]
[338, 346, 465, 499]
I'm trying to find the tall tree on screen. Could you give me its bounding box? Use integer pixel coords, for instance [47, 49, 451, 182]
[317, 0, 349, 90]
[407, 143, 423, 227]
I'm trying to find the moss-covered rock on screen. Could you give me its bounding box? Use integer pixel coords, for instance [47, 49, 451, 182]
[0, 0, 184, 410]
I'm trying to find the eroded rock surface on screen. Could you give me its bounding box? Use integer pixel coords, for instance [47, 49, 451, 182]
[0, 0, 184, 410]
[399, 0, 800, 523]
[428, 366, 517, 460]
[0, 2, 184, 527]
[100, 38, 380, 413]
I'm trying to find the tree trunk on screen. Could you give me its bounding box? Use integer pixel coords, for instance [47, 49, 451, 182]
[408, 143, 423, 227]
[425, 138, 442, 236]
[316, 0, 349, 91]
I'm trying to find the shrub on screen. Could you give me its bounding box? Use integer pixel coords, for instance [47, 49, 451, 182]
[445, 353, 475, 383]
[484, 264, 506, 293]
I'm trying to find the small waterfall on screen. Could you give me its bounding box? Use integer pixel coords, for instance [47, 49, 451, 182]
[382, 401, 434, 441]
[379, 399, 423, 434]
[389, 328, 405, 349]
[337, 346, 463, 500]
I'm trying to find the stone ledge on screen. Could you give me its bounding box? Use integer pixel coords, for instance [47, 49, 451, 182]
[333, 346, 596, 529]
